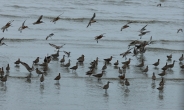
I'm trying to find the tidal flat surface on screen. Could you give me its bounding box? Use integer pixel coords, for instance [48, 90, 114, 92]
[0, 0, 184, 110]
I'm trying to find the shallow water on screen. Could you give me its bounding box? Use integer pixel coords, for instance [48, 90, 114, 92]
[0, 0, 184, 110]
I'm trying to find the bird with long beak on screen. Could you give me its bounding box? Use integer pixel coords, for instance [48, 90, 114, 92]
[103, 81, 112, 93]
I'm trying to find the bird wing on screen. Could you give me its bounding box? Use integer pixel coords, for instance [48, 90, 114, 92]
[0, 37, 4, 43]
[91, 13, 96, 20]
[20, 61, 31, 70]
[87, 13, 96, 28]
[46, 33, 53, 40]
[141, 24, 147, 30]
[22, 20, 26, 27]
[37, 15, 43, 22]
[57, 12, 64, 17]
[49, 43, 58, 48]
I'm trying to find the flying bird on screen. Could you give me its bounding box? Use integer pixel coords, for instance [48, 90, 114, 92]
[18, 20, 29, 33]
[177, 29, 183, 33]
[1, 20, 14, 32]
[46, 33, 54, 40]
[95, 33, 105, 43]
[50, 13, 64, 24]
[121, 24, 129, 31]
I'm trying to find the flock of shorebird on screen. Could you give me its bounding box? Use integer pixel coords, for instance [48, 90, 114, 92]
[0, 3, 183, 94]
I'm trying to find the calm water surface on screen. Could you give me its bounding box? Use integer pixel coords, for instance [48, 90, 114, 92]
[0, 0, 184, 110]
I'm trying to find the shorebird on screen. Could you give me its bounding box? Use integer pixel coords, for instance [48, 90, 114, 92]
[49, 43, 65, 50]
[18, 20, 29, 33]
[14, 58, 21, 66]
[63, 59, 70, 68]
[70, 62, 78, 72]
[120, 24, 129, 31]
[89, 61, 96, 69]
[1, 20, 14, 32]
[180, 65, 184, 69]
[125, 79, 130, 88]
[51, 50, 60, 58]
[136, 59, 144, 67]
[104, 56, 113, 63]
[54, 73, 61, 81]
[167, 54, 172, 60]
[0, 37, 7, 46]
[167, 60, 175, 70]
[159, 78, 164, 86]
[86, 68, 94, 77]
[152, 59, 160, 67]
[1, 75, 8, 84]
[6, 64, 10, 71]
[92, 71, 105, 81]
[142, 65, 148, 73]
[114, 60, 119, 66]
[177, 29, 183, 33]
[118, 67, 123, 74]
[33, 57, 39, 64]
[77, 54, 85, 63]
[122, 58, 131, 66]
[46, 33, 54, 40]
[120, 49, 132, 59]
[102, 62, 107, 71]
[122, 64, 127, 70]
[46, 55, 52, 63]
[33, 15, 44, 25]
[60, 55, 65, 64]
[0, 67, 4, 76]
[152, 72, 156, 83]
[103, 81, 112, 93]
[158, 70, 166, 77]
[157, 3, 161, 7]
[50, 13, 64, 24]
[162, 62, 168, 71]
[63, 51, 70, 57]
[20, 61, 34, 73]
[40, 74, 44, 84]
[95, 33, 105, 43]
[179, 54, 183, 62]
[119, 73, 125, 81]
[36, 68, 44, 76]
[87, 13, 96, 28]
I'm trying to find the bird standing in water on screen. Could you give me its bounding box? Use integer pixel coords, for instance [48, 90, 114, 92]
[103, 81, 112, 93]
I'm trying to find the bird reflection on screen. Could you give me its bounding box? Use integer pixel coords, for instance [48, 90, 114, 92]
[158, 93, 164, 100]
[40, 84, 44, 89]
[151, 83, 156, 89]
[124, 88, 130, 93]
